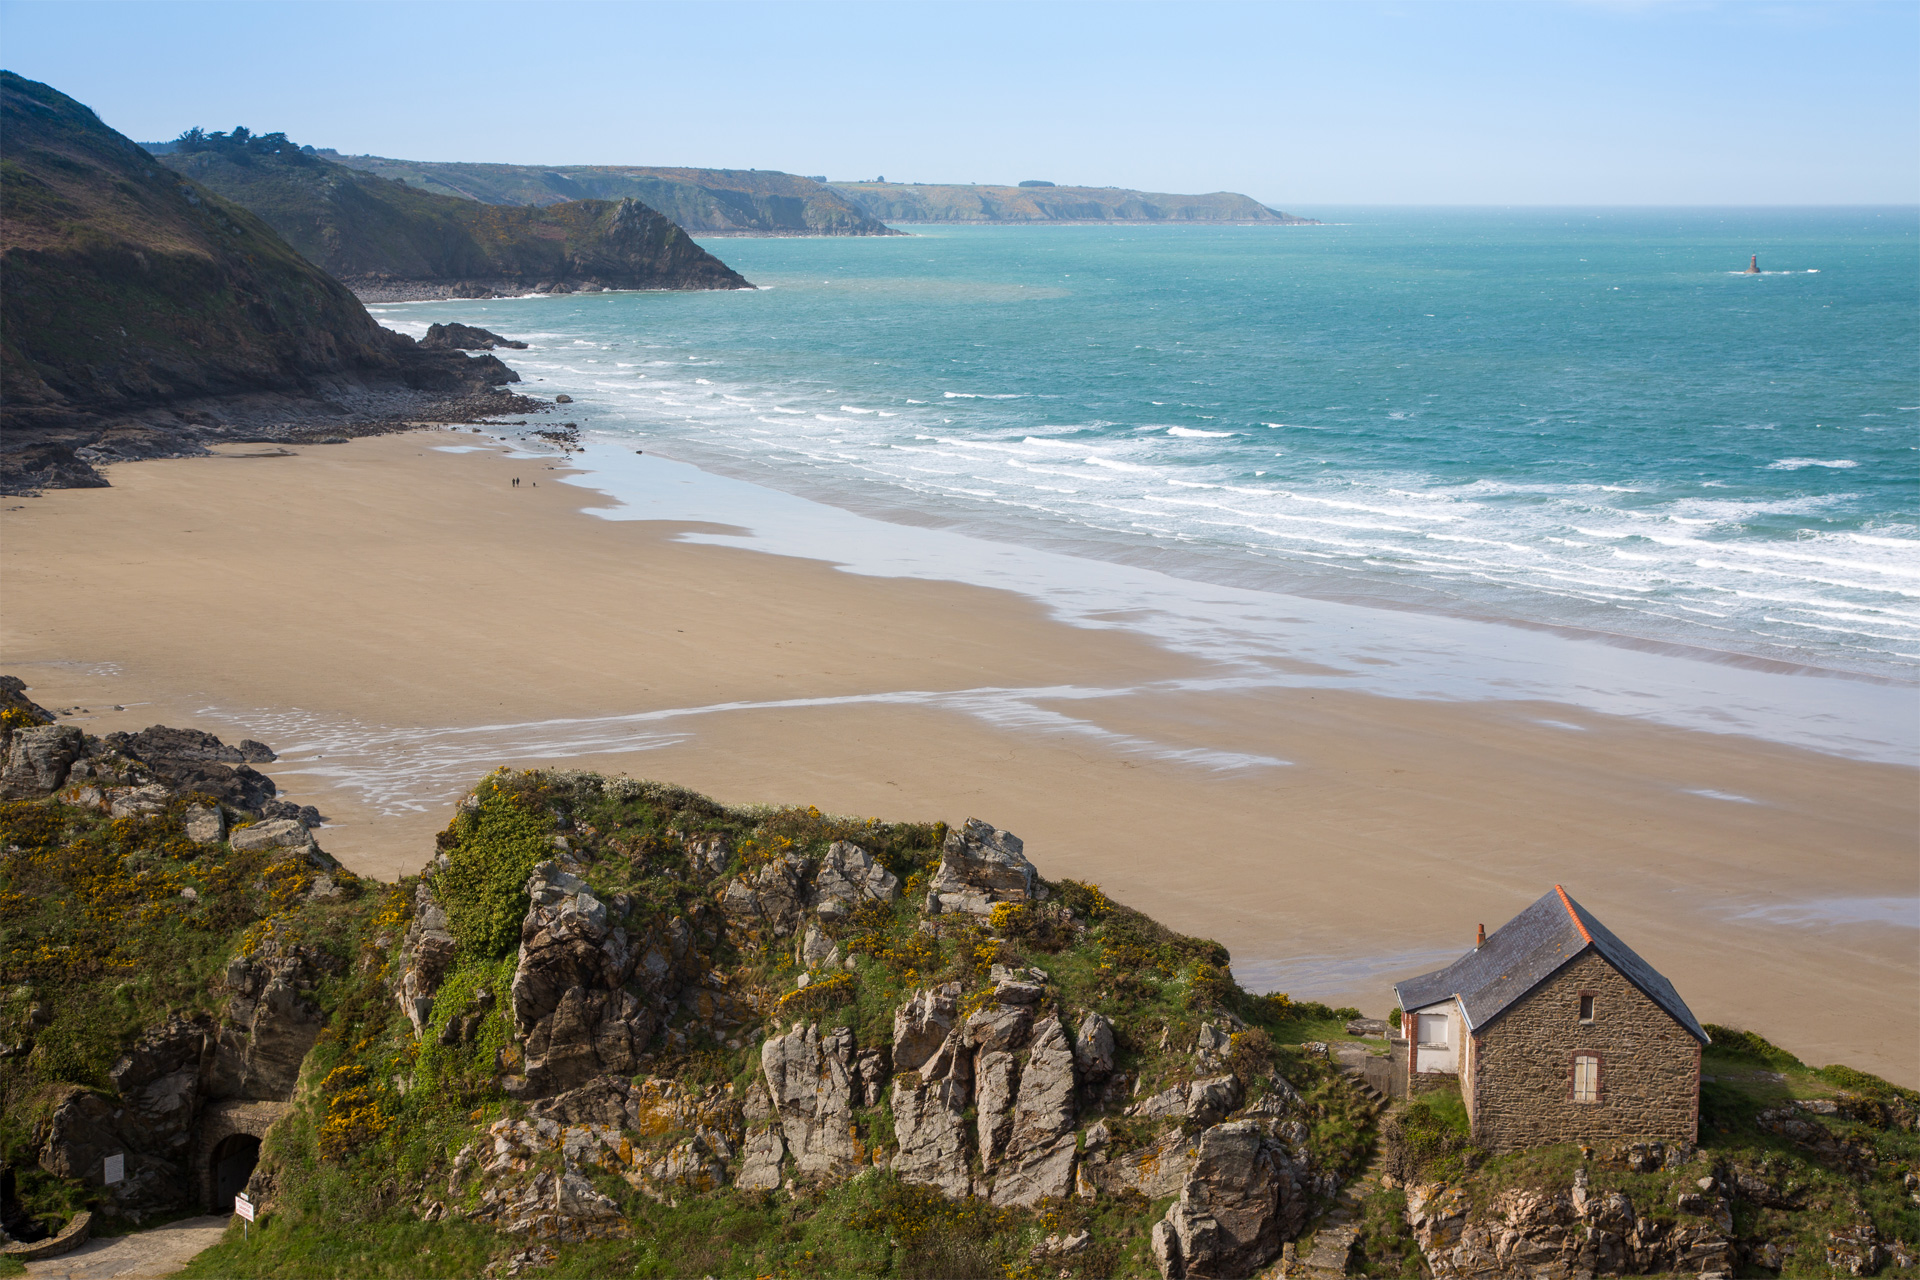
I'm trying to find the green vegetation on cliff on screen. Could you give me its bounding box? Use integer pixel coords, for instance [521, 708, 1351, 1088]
[826, 182, 1318, 225]
[305, 155, 897, 237]
[153, 130, 752, 297]
[4, 752, 1914, 1279]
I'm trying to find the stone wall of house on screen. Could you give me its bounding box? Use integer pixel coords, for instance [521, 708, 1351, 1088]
[1469, 951, 1699, 1152]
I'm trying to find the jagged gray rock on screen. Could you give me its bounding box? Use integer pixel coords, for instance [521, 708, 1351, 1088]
[736, 1126, 787, 1190]
[811, 840, 900, 919]
[210, 936, 337, 1100]
[890, 1028, 973, 1196]
[993, 1013, 1079, 1205]
[1157, 1120, 1300, 1279]
[760, 1023, 859, 1178]
[398, 884, 458, 1032]
[1087, 1128, 1197, 1199]
[0, 723, 84, 798]
[924, 818, 1044, 915]
[977, 1049, 1018, 1171]
[1074, 1010, 1117, 1081]
[892, 982, 961, 1072]
[720, 854, 809, 937]
[507, 863, 645, 1096]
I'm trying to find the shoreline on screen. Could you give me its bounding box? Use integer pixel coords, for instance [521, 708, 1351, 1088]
[2, 432, 1914, 1084]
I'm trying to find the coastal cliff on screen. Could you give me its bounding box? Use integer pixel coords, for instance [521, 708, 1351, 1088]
[0, 74, 537, 492]
[0, 689, 1912, 1278]
[827, 182, 1319, 225]
[154, 133, 754, 299]
[302, 154, 900, 237]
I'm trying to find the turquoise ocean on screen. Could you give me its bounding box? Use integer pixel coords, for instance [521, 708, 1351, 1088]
[374, 208, 1919, 689]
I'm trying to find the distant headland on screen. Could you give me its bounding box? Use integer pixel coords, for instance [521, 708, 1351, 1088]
[826, 180, 1320, 226]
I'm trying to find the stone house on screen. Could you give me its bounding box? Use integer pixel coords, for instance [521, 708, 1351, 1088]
[1393, 885, 1708, 1152]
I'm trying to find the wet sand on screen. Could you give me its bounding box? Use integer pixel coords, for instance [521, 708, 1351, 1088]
[3, 432, 1913, 1084]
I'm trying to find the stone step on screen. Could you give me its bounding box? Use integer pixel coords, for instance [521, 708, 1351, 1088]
[1298, 1224, 1360, 1277]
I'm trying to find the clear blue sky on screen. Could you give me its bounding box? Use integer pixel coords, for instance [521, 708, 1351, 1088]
[4, 0, 1915, 205]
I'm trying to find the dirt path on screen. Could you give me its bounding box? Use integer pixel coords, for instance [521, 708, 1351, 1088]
[24, 1216, 229, 1280]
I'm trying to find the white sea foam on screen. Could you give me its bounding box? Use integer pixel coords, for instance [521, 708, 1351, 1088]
[1168, 426, 1236, 438]
[1768, 458, 1859, 470]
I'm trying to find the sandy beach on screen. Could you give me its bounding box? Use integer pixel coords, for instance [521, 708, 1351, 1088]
[2, 432, 1914, 1084]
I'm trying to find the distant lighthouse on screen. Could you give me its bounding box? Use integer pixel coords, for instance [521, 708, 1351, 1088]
[1744, 254, 1760, 274]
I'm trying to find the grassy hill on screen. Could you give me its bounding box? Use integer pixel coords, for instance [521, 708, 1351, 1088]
[826, 182, 1319, 225]
[154, 132, 752, 300]
[306, 155, 897, 237]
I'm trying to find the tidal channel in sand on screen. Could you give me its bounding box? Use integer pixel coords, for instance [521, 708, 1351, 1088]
[2, 432, 1913, 1084]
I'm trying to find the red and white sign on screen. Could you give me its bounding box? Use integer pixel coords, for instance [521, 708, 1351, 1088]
[233, 1193, 255, 1222]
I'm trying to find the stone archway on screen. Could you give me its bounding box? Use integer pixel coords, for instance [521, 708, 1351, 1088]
[193, 1100, 290, 1213]
[209, 1133, 261, 1213]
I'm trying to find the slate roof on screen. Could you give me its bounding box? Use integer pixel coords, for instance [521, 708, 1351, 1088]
[1394, 886, 1708, 1043]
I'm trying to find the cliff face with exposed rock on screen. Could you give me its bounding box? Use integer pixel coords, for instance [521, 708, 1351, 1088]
[2, 678, 1914, 1278]
[155, 134, 754, 299]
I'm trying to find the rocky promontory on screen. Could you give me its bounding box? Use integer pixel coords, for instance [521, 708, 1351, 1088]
[1, 680, 1913, 1278]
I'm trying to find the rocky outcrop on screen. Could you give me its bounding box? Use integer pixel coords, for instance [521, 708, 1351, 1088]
[0, 724, 84, 798]
[811, 841, 900, 920]
[397, 883, 458, 1032]
[1129, 1074, 1245, 1127]
[759, 1023, 861, 1179]
[506, 863, 646, 1097]
[890, 1027, 974, 1197]
[1154, 1120, 1305, 1279]
[422, 323, 527, 351]
[993, 1014, 1079, 1206]
[210, 934, 339, 1100]
[885, 980, 1082, 1205]
[1074, 1010, 1117, 1082]
[719, 854, 809, 938]
[37, 1015, 218, 1211]
[1087, 1126, 1198, 1199]
[101, 727, 283, 813]
[924, 819, 1044, 915]
[892, 982, 961, 1072]
[1407, 1167, 1735, 1279]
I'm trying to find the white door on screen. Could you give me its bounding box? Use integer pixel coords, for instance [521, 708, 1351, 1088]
[1415, 1010, 1457, 1074]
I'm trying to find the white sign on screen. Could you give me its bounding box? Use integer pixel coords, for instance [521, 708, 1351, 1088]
[103, 1153, 124, 1186]
[233, 1193, 255, 1222]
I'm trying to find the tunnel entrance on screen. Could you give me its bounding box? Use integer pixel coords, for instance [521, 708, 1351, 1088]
[210, 1134, 261, 1212]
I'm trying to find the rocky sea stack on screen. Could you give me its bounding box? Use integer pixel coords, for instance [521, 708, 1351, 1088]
[1, 679, 1914, 1277]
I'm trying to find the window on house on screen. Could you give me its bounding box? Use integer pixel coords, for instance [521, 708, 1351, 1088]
[1579, 994, 1595, 1022]
[1417, 1013, 1449, 1047]
[1572, 1053, 1600, 1103]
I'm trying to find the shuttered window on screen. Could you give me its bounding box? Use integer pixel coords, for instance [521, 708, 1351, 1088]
[1572, 1053, 1601, 1102]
